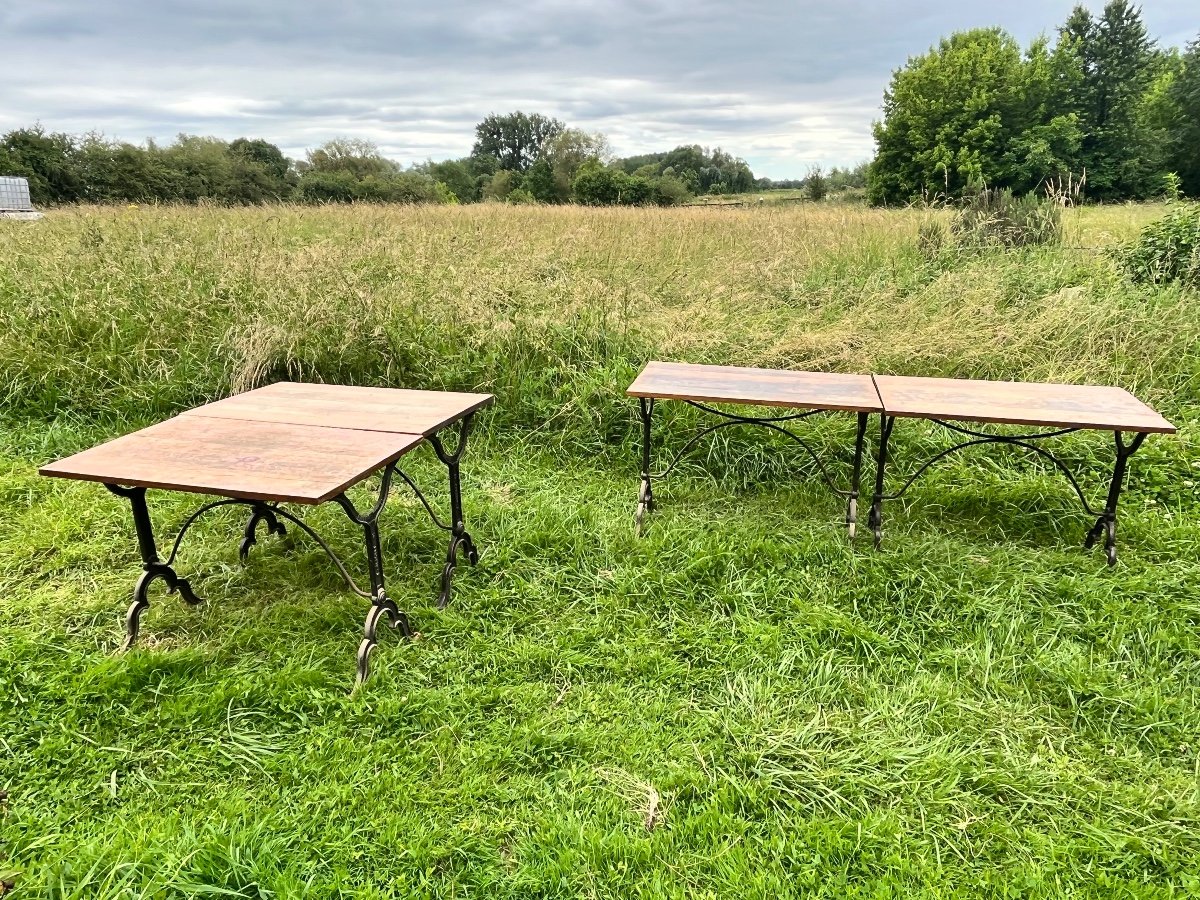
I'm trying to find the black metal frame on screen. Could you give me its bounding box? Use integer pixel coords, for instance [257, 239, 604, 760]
[103, 413, 480, 684]
[636, 397, 870, 537]
[867, 413, 1148, 565]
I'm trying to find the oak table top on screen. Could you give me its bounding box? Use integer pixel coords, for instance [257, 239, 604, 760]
[627, 361, 882, 413]
[872, 375, 1176, 433]
[39, 382, 495, 504]
[39, 415, 426, 505]
[180, 381, 493, 436]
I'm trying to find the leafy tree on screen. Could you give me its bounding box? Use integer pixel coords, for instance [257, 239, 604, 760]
[482, 170, 519, 201]
[156, 135, 247, 202]
[420, 158, 477, 202]
[827, 163, 870, 191]
[297, 170, 358, 203]
[229, 138, 290, 180]
[471, 112, 564, 173]
[506, 188, 537, 205]
[304, 138, 396, 179]
[616, 144, 754, 195]
[868, 29, 1032, 203]
[73, 135, 169, 202]
[572, 161, 619, 205]
[1001, 36, 1085, 193]
[651, 175, 691, 206]
[0, 126, 81, 204]
[1165, 36, 1200, 196]
[543, 128, 611, 200]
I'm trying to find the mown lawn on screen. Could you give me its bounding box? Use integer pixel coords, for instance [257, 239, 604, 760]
[1, 203, 1198, 897]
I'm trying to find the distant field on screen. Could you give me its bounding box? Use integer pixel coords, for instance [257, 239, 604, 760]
[686, 188, 810, 206]
[1, 202, 1197, 897]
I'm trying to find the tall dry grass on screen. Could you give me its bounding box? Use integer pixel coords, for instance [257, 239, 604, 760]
[1, 202, 1194, 440]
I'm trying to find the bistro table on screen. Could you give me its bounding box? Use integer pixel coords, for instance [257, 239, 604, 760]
[626, 361, 884, 536]
[40, 382, 493, 683]
[868, 375, 1176, 563]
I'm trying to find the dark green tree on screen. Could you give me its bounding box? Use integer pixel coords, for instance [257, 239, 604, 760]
[420, 158, 477, 202]
[471, 112, 564, 173]
[0, 126, 82, 204]
[229, 138, 290, 180]
[74, 135, 170, 202]
[523, 158, 558, 203]
[1164, 36, 1200, 196]
[805, 166, 828, 201]
[572, 161, 621, 205]
[1001, 35, 1085, 193]
[1057, 1, 1161, 199]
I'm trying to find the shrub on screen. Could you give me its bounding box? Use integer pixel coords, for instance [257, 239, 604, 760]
[805, 166, 828, 202]
[572, 161, 621, 205]
[951, 186, 1062, 248]
[1115, 203, 1200, 288]
[506, 188, 537, 204]
[651, 175, 691, 206]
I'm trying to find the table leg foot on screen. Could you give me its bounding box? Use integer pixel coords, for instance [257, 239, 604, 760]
[121, 563, 203, 651]
[355, 595, 410, 686]
[437, 532, 476, 609]
[239, 504, 287, 563]
[846, 497, 858, 541]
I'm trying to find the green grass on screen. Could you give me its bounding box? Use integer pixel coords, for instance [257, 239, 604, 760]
[1, 203, 1198, 897]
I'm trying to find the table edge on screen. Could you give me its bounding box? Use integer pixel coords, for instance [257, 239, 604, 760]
[37, 422, 428, 504]
[879, 407, 1176, 434]
[180, 392, 495, 436]
[625, 386, 884, 413]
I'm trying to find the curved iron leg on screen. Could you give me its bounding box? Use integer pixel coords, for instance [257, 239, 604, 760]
[335, 469, 413, 685]
[123, 563, 203, 650]
[430, 415, 479, 609]
[847, 412, 868, 540]
[105, 485, 204, 650]
[239, 503, 288, 562]
[869, 415, 894, 549]
[1084, 431, 1146, 567]
[358, 595, 404, 684]
[636, 397, 655, 536]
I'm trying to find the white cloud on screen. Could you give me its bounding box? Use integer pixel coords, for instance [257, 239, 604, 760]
[0, 0, 1194, 179]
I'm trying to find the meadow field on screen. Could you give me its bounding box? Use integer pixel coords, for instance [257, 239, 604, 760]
[1, 202, 1198, 897]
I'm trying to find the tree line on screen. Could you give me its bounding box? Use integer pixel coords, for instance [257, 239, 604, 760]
[0, 111, 776, 208]
[869, 1, 1200, 204]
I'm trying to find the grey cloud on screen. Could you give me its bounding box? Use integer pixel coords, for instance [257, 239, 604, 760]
[1, 1, 1196, 178]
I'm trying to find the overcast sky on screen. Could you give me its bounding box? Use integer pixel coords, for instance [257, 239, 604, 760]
[1, 2, 1195, 179]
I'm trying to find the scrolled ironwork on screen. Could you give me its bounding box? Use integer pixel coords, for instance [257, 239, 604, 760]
[634, 397, 868, 539]
[869, 416, 1150, 565]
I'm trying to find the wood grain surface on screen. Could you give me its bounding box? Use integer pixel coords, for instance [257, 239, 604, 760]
[626, 361, 882, 412]
[39, 415, 425, 504]
[873, 375, 1175, 433]
[182, 381, 493, 436]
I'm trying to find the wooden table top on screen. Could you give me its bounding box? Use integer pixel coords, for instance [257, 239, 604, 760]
[181, 381, 493, 436]
[627, 361, 883, 413]
[40, 415, 427, 504]
[873, 375, 1176, 433]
